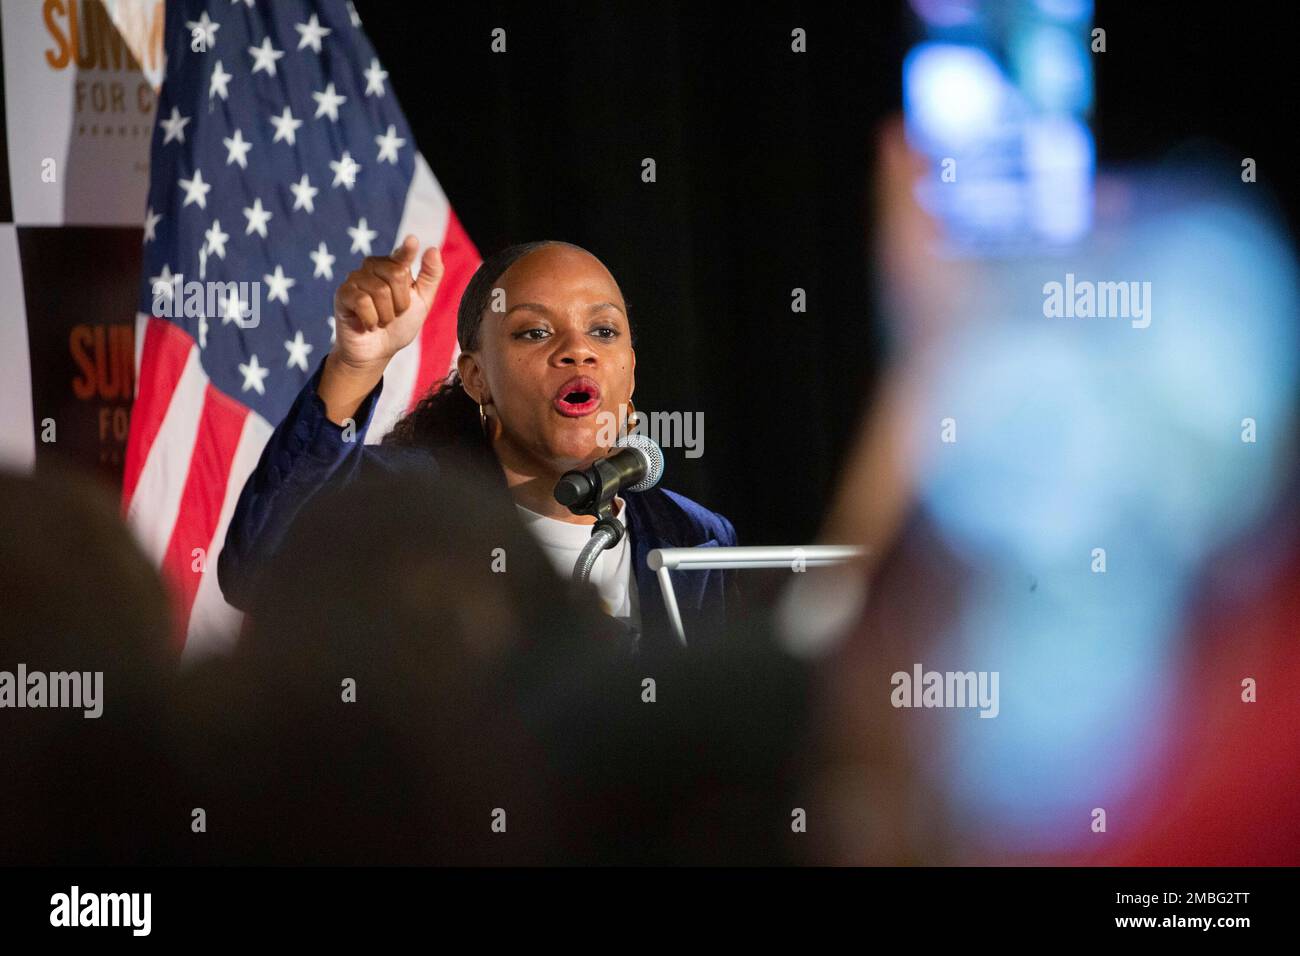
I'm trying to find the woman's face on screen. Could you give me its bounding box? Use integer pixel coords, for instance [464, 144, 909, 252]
[459, 244, 636, 475]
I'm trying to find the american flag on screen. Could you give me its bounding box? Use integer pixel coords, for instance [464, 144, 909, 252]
[122, 0, 479, 659]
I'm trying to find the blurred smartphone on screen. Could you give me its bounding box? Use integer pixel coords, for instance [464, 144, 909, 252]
[902, 0, 1095, 253]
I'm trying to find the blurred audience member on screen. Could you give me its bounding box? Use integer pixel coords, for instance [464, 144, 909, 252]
[0, 467, 180, 864]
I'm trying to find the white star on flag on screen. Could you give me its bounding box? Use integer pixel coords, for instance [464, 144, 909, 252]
[330, 150, 361, 189]
[238, 354, 269, 394]
[295, 14, 332, 52]
[149, 263, 175, 305]
[290, 174, 319, 213]
[160, 107, 191, 145]
[312, 82, 347, 122]
[223, 128, 252, 168]
[248, 36, 285, 76]
[264, 265, 296, 305]
[284, 330, 314, 371]
[327, 315, 337, 343]
[143, 206, 161, 243]
[270, 106, 303, 145]
[375, 125, 405, 164]
[209, 60, 232, 100]
[221, 289, 248, 325]
[310, 241, 335, 279]
[186, 12, 220, 50]
[204, 219, 230, 259]
[179, 168, 211, 208]
[347, 217, 377, 254]
[364, 58, 388, 97]
[243, 197, 273, 237]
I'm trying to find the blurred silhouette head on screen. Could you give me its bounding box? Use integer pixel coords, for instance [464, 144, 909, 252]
[178, 463, 622, 863]
[0, 466, 178, 864]
[0, 466, 175, 676]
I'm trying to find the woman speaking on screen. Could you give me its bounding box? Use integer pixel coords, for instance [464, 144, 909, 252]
[218, 235, 737, 653]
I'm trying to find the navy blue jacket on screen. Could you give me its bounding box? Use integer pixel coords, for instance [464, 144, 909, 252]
[217, 359, 739, 653]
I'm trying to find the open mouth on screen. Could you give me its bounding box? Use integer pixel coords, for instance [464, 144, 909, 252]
[553, 376, 601, 417]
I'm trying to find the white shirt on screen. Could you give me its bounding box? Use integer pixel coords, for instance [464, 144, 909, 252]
[515, 496, 641, 628]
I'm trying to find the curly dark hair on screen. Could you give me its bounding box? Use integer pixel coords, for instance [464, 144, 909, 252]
[382, 239, 629, 463]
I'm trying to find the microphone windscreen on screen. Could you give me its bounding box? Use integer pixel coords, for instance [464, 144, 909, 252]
[617, 433, 664, 492]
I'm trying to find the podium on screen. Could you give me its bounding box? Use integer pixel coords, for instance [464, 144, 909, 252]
[646, 545, 868, 646]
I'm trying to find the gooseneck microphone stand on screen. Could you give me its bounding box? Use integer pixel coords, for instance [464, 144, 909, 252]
[553, 455, 628, 585]
[554, 435, 662, 599]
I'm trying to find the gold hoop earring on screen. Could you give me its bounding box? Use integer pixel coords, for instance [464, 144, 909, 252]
[625, 400, 639, 434]
[479, 403, 490, 438]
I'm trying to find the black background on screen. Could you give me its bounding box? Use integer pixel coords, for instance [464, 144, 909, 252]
[356, 0, 1295, 548]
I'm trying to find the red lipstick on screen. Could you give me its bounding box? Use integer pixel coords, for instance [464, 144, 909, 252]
[553, 376, 601, 417]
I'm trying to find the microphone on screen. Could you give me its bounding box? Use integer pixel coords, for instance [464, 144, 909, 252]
[554, 433, 664, 514]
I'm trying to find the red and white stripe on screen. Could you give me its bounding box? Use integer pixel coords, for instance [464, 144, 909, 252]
[123, 155, 479, 662]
